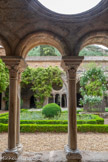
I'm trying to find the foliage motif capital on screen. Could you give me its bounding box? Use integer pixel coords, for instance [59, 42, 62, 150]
[61, 56, 84, 80]
[1, 56, 27, 79]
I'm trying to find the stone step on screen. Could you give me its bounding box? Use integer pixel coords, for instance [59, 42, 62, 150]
[1, 150, 108, 162]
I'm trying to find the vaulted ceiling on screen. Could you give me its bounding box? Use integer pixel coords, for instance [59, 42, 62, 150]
[0, 0, 108, 57]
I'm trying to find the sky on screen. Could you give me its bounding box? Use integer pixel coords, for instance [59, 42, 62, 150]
[95, 45, 108, 50]
[38, 0, 102, 14]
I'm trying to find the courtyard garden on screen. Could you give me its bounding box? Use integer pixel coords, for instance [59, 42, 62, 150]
[0, 57, 108, 135]
[0, 104, 108, 133]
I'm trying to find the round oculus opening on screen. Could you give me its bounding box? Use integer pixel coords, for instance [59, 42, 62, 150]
[52, 82, 63, 91]
[38, 0, 102, 15]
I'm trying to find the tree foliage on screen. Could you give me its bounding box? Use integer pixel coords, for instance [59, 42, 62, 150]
[21, 66, 63, 108]
[0, 59, 9, 93]
[28, 45, 61, 56]
[79, 45, 108, 56]
[80, 67, 107, 106]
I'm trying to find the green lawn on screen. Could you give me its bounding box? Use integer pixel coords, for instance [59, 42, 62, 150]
[20, 110, 98, 121]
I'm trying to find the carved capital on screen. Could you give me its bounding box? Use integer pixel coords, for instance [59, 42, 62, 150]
[61, 56, 84, 80]
[67, 66, 77, 80]
[8, 65, 19, 79]
[1, 56, 27, 79]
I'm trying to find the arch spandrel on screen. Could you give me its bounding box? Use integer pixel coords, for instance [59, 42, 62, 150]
[0, 35, 11, 56]
[15, 32, 70, 58]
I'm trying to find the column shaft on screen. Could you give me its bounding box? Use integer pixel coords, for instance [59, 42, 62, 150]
[8, 71, 18, 150]
[61, 56, 84, 161]
[68, 75, 77, 150]
[53, 94, 55, 103]
[60, 94, 62, 107]
[16, 73, 21, 146]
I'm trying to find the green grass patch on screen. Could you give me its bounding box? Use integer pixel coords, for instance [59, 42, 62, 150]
[0, 110, 104, 124]
[20, 110, 101, 121]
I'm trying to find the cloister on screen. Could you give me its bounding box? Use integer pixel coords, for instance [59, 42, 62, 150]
[0, 0, 108, 161]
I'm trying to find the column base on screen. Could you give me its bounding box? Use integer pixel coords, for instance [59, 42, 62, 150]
[64, 145, 82, 162]
[2, 148, 19, 161]
[17, 143, 23, 155]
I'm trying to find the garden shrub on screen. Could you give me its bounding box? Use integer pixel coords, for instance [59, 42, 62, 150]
[42, 103, 61, 118]
[0, 118, 104, 124]
[0, 117, 8, 124]
[1, 123, 108, 133]
[0, 113, 104, 124]
[20, 124, 67, 133]
[80, 67, 107, 112]
[20, 117, 104, 125]
[77, 124, 108, 133]
[0, 112, 8, 117]
[20, 120, 68, 124]
[0, 123, 8, 132]
[21, 66, 63, 108]
[20, 109, 28, 113]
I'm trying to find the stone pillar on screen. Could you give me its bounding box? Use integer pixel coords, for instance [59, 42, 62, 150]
[65, 94, 67, 108]
[16, 72, 23, 154]
[2, 56, 27, 160]
[1, 92, 6, 110]
[53, 94, 55, 103]
[60, 94, 62, 107]
[61, 56, 84, 162]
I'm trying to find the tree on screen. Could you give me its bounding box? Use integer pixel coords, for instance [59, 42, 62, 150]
[28, 45, 61, 56]
[0, 59, 9, 93]
[79, 45, 108, 56]
[21, 66, 63, 108]
[80, 67, 107, 107]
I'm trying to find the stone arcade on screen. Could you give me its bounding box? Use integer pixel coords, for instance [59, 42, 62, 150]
[0, 0, 108, 161]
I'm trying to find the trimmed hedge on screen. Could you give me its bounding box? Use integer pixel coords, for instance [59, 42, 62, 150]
[0, 114, 104, 124]
[0, 118, 104, 125]
[77, 124, 108, 133]
[1, 124, 108, 133]
[20, 118, 104, 125]
[20, 124, 67, 133]
[0, 123, 8, 132]
[0, 117, 8, 124]
[0, 112, 8, 117]
[20, 120, 67, 124]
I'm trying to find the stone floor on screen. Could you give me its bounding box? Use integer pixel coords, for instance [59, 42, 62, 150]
[0, 150, 108, 162]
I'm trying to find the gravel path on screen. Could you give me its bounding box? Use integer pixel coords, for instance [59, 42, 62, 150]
[0, 133, 108, 152]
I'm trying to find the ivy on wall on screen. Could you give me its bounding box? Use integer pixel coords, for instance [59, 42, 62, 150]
[21, 66, 63, 108]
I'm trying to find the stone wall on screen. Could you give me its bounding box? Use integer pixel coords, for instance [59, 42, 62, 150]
[26, 56, 108, 81]
[0, 47, 5, 56]
[26, 56, 108, 71]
